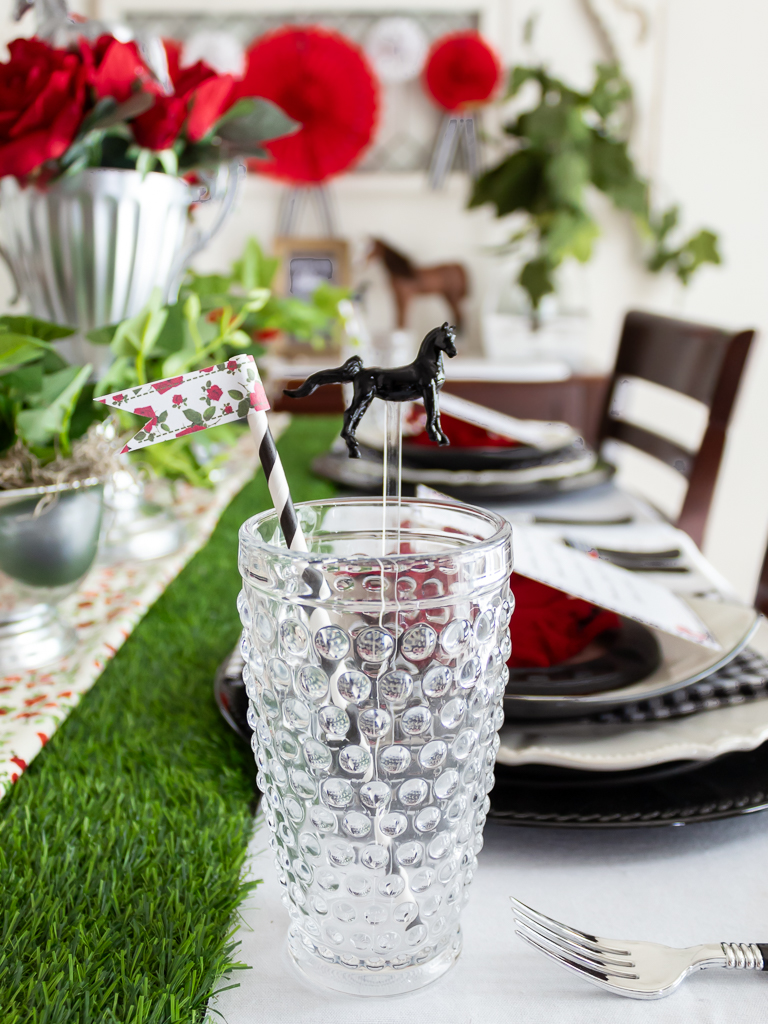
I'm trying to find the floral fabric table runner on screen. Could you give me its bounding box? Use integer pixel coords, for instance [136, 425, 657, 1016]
[0, 428, 273, 797]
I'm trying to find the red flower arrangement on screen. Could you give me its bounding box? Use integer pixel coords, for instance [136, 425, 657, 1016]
[0, 38, 87, 179]
[0, 32, 296, 181]
[423, 31, 502, 112]
[236, 26, 378, 183]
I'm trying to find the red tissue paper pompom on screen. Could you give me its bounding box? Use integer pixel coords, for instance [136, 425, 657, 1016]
[235, 26, 378, 183]
[0, 38, 87, 179]
[508, 574, 621, 669]
[424, 31, 502, 112]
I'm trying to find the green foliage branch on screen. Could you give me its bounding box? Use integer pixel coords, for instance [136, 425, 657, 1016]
[469, 63, 721, 324]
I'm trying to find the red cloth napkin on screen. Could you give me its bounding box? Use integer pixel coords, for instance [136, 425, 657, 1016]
[406, 411, 520, 448]
[508, 574, 621, 669]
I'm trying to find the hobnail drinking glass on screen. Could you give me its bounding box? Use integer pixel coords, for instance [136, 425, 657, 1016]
[238, 497, 513, 995]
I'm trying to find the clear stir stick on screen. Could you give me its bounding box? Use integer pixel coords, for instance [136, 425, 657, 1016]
[381, 402, 403, 556]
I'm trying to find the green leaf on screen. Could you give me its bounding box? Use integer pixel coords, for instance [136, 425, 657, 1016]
[2, 362, 43, 397]
[86, 324, 119, 346]
[519, 257, 556, 311]
[469, 149, 545, 216]
[543, 211, 600, 263]
[203, 405, 216, 420]
[544, 149, 590, 209]
[183, 408, 205, 425]
[589, 135, 648, 215]
[228, 390, 243, 400]
[0, 316, 74, 343]
[214, 98, 299, 146]
[236, 397, 251, 419]
[16, 364, 92, 453]
[0, 335, 52, 370]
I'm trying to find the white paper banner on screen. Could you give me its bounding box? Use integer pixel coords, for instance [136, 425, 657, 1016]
[512, 525, 720, 649]
[98, 354, 269, 453]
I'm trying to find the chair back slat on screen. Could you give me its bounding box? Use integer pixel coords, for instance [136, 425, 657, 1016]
[605, 420, 693, 476]
[611, 311, 732, 402]
[600, 311, 755, 547]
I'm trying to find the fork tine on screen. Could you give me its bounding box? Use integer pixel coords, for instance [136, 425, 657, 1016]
[510, 897, 630, 956]
[515, 921, 638, 979]
[515, 928, 638, 989]
[512, 904, 635, 968]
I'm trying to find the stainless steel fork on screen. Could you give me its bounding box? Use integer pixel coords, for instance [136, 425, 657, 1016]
[511, 897, 768, 999]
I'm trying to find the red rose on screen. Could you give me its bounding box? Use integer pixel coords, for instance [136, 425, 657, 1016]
[81, 35, 157, 103]
[207, 384, 223, 401]
[172, 394, 183, 405]
[132, 95, 187, 150]
[187, 74, 235, 142]
[132, 41, 237, 151]
[223, 404, 233, 415]
[227, 359, 239, 371]
[0, 38, 87, 179]
[112, 393, 124, 401]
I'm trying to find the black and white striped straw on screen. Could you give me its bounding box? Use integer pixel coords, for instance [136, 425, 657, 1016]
[246, 408, 307, 553]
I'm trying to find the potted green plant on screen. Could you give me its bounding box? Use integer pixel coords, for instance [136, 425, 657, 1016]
[470, 62, 720, 352]
[0, 316, 112, 671]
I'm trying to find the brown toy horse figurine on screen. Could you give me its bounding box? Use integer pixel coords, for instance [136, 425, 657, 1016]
[368, 238, 468, 331]
[284, 323, 457, 459]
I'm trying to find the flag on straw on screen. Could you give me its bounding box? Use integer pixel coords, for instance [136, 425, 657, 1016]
[97, 354, 269, 453]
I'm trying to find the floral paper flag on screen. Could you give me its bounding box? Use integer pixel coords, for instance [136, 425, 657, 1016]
[98, 354, 269, 453]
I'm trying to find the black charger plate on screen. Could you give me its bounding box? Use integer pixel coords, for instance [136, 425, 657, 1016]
[215, 650, 768, 828]
[489, 743, 768, 828]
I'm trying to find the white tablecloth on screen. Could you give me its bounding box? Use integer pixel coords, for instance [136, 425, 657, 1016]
[209, 812, 768, 1023]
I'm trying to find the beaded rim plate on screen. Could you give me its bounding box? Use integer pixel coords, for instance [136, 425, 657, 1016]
[504, 599, 761, 720]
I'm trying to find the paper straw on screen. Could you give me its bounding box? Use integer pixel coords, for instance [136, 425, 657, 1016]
[246, 408, 308, 552]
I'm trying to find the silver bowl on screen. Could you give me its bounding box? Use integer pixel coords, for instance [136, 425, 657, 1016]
[0, 478, 104, 672]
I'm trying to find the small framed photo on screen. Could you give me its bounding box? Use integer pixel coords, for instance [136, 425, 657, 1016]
[273, 236, 351, 300]
[271, 236, 351, 357]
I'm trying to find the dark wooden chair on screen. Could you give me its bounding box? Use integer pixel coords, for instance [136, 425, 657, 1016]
[755, 547, 768, 617]
[598, 310, 755, 547]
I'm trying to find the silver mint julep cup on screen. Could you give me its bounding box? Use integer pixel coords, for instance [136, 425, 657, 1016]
[238, 497, 513, 995]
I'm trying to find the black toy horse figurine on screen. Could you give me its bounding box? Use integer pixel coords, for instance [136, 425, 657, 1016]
[284, 323, 457, 458]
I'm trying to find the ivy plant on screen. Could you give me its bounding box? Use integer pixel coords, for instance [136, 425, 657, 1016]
[469, 63, 721, 324]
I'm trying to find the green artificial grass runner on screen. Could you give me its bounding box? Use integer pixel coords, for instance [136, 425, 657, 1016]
[0, 416, 341, 1024]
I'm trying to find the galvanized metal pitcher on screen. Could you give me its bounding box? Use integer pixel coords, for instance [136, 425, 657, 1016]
[0, 163, 240, 362]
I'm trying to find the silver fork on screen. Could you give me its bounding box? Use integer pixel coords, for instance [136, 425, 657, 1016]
[511, 897, 768, 999]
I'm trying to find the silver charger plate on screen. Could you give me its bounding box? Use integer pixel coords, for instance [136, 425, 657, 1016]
[504, 598, 761, 720]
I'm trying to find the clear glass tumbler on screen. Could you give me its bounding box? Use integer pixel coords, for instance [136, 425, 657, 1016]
[238, 497, 513, 995]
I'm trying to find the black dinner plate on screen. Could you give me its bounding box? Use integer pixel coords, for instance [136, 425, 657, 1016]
[505, 618, 661, 698]
[489, 742, 768, 828]
[400, 442, 573, 472]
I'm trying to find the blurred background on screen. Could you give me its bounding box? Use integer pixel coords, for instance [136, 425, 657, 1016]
[2, 0, 766, 598]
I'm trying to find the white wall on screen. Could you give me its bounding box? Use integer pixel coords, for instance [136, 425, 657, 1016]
[2, 0, 767, 600]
